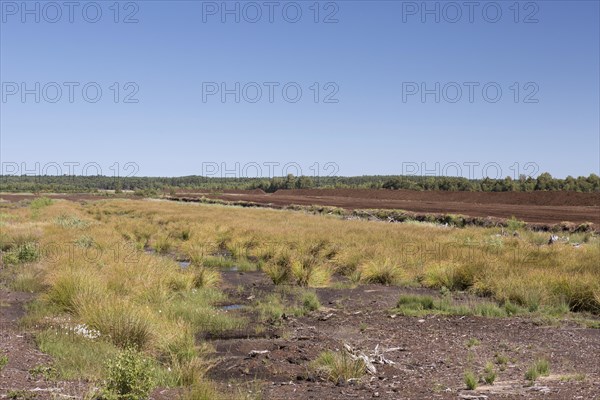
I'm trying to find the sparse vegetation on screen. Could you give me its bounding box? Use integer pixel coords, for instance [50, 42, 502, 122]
[7, 390, 36, 400]
[5, 199, 599, 314]
[559, 373, 586, 382]
[394, 294, 518, 318]
[494, 353, 509, 371]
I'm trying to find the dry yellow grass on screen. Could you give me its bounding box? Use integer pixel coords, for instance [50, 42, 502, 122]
[0, 199, 237, 386]
[79, 198, 600, 313]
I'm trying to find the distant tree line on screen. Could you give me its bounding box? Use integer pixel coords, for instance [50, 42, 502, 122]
[0, 173, 598, 193]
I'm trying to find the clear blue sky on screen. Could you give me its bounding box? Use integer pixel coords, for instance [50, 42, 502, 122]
[1, 0, 599, 179]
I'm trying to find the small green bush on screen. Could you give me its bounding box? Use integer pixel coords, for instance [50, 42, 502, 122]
[102, 348, 155, 400]
[525, 365, 540, 382]
[2, 242, 39, 264]
[30, 197, 53, 210]
[506, 216, 526, 232]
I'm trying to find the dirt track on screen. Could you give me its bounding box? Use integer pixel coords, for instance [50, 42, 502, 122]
[181, 189, 600, 226]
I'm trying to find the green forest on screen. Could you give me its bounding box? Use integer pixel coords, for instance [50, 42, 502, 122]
[1, 173, 598, 194]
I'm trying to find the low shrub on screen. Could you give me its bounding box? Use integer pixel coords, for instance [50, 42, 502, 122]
[102, 348, 155, 400]
[506, 216, 526, 232]
[2, 242, 39, 265]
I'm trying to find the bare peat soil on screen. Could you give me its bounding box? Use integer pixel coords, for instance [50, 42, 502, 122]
[193, 189, 600, 226]
[208, 271, 600, 400]
[0, 290, 91, 399]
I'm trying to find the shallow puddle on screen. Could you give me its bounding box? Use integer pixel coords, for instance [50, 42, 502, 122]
[221, 304, 243, 311]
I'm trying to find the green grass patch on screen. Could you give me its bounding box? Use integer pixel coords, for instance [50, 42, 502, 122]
[394, 294, 515, 318]
[168, 290, 246, 335]
[36, 328, 119, 380]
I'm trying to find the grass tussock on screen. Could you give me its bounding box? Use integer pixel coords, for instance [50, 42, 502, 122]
[263, 251, 331, 287]
[360, 258, 403, 285]
[464, 369, 478, 390]
[311, 350, 365, 383]
[525, 358, 550, 382]
[76, 296, 153, 349]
